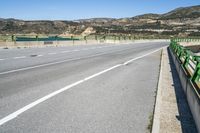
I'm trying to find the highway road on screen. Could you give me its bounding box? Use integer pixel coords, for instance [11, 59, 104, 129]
[0, 42, 168, 133]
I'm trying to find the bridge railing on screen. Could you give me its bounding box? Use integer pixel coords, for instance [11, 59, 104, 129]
[170, 39, 200, 92]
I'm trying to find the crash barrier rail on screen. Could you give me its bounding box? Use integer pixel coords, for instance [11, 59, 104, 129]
[170, 38, 200, 132]
[170, 39, 200, 95]
[0, 34, 169, 42]
[15, 36, 79, 42]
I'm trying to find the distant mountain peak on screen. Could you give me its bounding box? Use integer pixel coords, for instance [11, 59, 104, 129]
[77, 18, 116, 23]
[132, 13, 161, 19]
[161, 5, 200, 19]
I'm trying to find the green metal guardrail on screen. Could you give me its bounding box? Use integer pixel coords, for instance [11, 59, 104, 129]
[15, 36, 79, 42]
[170, 39, 200, 95]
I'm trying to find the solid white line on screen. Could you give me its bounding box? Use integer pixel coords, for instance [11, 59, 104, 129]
[0, 46, 164, 126]
[0, 80, 84, 126]
[0, 46, 132, 75]
[0, 64, 121, 126]
[84, 64, 121, 81]
[123, 47, 165, 65]
[13, 56, 26, 59]
[0, 46, 165, 75]
[0, 50, 122, 75]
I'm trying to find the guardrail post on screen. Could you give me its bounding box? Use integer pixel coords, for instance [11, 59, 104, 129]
[84, 36, 87, 44]
[36, 35, 38, 41]
[177, 46, 182, 57]
[71, 36, 75, 45]
[183, 52, 190, 70]
[191, 61, 200, 83]
[178, 48, 185, 59]
[95, 35, 97, 41]
[11, 34, 15, 42]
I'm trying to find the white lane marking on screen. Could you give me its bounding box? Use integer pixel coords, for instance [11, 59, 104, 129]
[0, 46, 165, 75]
[123, 47, 165, 65]
[0, 47, 164, 126]
[0, 49, 125, 75]
[61, 51, 69, 53]
[13, 56, 26, 59]
[48, 53, 57, 55]
[0, 64, 122, 126]
[0, 45, 116, 61]
[37, 55, 43, 57]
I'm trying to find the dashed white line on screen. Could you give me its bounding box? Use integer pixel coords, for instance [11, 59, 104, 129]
[0, 45, 117, 61]
[0, 46, 164, 126]
[13, 56, 26, 59]
[0, 51, 117, 75]
[37, 55, 44, 57]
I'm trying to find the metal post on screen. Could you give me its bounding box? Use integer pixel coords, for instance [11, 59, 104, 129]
[191, 62, 200, 82]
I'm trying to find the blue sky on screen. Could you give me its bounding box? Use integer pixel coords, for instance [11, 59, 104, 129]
[0, 0, 199, 20]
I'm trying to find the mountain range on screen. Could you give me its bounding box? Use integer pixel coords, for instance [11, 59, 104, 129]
[0, 5, 200, 38]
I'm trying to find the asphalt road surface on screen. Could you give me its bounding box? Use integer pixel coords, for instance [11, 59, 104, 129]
[0, 42, 168, 133]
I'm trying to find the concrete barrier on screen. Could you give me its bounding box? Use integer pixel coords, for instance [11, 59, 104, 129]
[169, 47, 200, 133]
[0, 39, 169, 48]
[179, 67, 188, 94]
[186, 81, 200, 133]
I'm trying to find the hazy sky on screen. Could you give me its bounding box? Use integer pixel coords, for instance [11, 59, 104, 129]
[0, 0, 199, 20]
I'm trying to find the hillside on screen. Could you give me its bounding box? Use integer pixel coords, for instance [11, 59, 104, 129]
[0, 5, 200, 38]
[161, 5, 200, 19]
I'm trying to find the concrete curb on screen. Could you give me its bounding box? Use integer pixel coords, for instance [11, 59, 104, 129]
[151, 48, 163, 133]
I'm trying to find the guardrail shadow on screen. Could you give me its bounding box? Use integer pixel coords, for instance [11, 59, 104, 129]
[167, 47, 197, 133]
